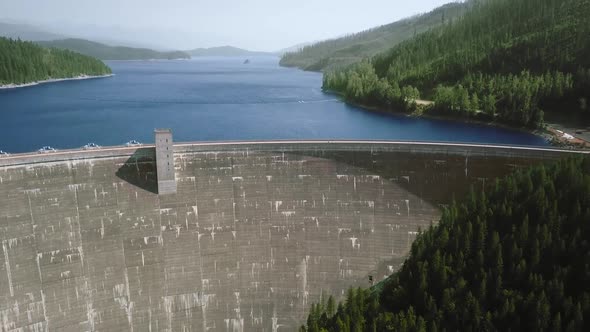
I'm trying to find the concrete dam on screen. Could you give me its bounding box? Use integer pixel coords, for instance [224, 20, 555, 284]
[0, 139, 581, 331]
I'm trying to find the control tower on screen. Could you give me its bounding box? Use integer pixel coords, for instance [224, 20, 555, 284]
[154, 128, 176, 194]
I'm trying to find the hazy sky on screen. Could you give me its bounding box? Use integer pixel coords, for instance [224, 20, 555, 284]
[1, 0, 455, 51]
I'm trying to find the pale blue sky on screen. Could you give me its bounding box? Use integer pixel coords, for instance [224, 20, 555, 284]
[0, 0, 456, 51]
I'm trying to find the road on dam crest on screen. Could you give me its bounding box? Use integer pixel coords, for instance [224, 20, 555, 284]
[0, 141, 582, 331]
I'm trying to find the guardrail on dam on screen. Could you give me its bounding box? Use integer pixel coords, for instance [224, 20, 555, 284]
[0, 140, 585, 331]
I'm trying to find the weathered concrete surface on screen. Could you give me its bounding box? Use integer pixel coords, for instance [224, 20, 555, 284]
[0, 142, 581, 331]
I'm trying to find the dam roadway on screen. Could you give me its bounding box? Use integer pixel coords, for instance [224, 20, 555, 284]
[0, 140, 585, 331]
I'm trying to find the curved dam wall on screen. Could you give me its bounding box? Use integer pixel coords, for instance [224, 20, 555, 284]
[0, 141, 581, 331]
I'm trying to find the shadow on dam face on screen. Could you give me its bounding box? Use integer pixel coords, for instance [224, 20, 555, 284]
[115, 148, 158, 194]
[0, 143, 569, 331]
[286, 149, 542, 207]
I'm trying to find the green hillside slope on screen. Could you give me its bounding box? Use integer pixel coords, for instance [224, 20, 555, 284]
[324, 0, 590, 128]
[302, 154, 590, 331]
[37, 38, 191, 60]
[0, 37, 111, 86]
[279, 2, 469, 71]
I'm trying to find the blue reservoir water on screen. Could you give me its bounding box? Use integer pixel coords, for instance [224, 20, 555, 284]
[0, 56, 547, 153]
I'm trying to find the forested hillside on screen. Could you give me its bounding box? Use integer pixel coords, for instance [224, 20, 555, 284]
[302, 155, 590, 331]
[324, 0, 590, 128]
[37, 39, 191, 60]
[0, 37, 111, 86]
[279, 2, 468, 71]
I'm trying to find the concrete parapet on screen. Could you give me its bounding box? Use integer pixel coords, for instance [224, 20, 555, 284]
[174, 140, 584, 159]
[0, 145, 154, 168]
[0, 141, 584, 169]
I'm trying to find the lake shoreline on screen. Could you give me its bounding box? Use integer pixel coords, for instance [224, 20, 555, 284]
[0, 74, 114, 90]
[329, 92, 590, 149]
[326, 90, 536, 133]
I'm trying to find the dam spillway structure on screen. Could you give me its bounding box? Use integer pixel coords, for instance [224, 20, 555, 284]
[0, 138, 583, 331]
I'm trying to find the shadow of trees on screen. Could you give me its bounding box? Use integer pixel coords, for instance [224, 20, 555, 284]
[282, 149, 543, 208]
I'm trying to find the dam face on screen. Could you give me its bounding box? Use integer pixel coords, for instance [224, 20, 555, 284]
[0, 142, 573, 331]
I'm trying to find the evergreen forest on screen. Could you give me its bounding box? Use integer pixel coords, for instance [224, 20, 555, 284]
[321, 0, 590, 128]
[0, 37, 112, 86]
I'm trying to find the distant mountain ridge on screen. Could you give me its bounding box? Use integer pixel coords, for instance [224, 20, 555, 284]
[37, 39, 191, 60]
[188, 46, 273, 57]
[280, 2, 470, 71]
[0, 22, 67, 42]
[1, 20, 279, 58]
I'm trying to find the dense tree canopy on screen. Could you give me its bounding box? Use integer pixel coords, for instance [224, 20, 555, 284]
[323, 0, 590, 128]
[0, 37, 112, 85]
[302, 155, 590, 331]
